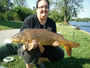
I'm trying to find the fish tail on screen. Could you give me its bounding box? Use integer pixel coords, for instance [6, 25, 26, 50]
[59, 40, 80, 56]
[68, 40, 80, 48]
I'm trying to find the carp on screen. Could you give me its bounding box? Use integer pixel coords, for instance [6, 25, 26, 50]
[11, 29, 80, 56]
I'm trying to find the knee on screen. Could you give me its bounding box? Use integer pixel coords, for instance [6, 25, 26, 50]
[60, 51, 64, 60]
[50, 51, 64, 62]
[59, 49, 64, 61]
[58, 48, 64, 61]
[25, 63, 34, 68]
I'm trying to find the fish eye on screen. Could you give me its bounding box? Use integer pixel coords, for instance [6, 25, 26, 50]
[16, 35, 19, 38]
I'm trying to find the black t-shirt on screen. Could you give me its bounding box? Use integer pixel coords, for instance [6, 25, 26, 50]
[17, 14, 57, 49]
[20, 14, 57, 33]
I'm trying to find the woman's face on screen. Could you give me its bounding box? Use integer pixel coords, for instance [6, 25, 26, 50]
[36, 0, 49, 20]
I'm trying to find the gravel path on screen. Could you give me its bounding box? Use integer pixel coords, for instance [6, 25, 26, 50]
[0, 29, 20, 43]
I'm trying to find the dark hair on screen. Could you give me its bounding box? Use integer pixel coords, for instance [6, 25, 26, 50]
[36, 0, 50, 8]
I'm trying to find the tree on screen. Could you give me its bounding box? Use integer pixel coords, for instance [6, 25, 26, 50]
[0, 0, 11, 10]
[13, 6, 34, 21]
[49, 0, 84, 24]
[13, 0, 27, 7]
[49, 10, 64, 22]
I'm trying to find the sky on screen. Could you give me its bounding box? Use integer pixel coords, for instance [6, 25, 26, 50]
[26, 0, 90, 18]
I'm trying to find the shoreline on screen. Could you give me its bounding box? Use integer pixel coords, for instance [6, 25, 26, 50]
[70, 25, 90, 35]
[69, 22, 90, 34]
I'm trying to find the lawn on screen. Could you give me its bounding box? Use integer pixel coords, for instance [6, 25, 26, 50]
[0, 20, 22, 30]
[0, 21, 90, 68]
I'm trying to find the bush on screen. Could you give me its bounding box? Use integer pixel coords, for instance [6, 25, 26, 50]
[4, 10, 19, 21]
[0, 12, 5, 20]
[0, 6, 34, 21]
[14, 6, 34, 21]
[49, 10, 64, 22]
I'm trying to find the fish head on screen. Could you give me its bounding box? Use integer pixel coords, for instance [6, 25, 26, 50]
[11, 32, 26, 44]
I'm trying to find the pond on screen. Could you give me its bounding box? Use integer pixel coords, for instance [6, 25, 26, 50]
[69, 21, 90, 33]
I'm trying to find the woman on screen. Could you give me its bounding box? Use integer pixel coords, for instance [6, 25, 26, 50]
[18, 0, 64, 68]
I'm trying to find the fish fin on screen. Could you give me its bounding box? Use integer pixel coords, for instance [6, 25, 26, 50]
[64, 46, 72, 56]
[39, 45, 44, 53]
[59, 40, 80, 48]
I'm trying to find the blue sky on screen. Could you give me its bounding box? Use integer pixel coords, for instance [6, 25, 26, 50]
[26, 0, 90, 18]
[78, 0, 90, 18]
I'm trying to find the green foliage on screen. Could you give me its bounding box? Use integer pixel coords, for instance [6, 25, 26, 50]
[0, 12, 5, 20]
[49, 10, 64, 22]
[13, 0, 27, 7]
[0, 6, 6, 13]
[0, 0, 34, 21]
[0, 21, 22, 30]
[70, 18, 90, 22]
[13, 6, 34, 21]
[0, 10, 19, 21]
[0, 5, 35, 21]
[51, 0, 84, 23]
[0, 0, 11, 10]
[4, 10, 18, 21]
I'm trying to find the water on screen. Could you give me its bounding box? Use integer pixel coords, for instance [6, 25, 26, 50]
[69, 21, 90, 33]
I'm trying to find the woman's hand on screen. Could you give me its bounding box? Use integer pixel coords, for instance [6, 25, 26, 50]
[52, 41, 60, 47]
[23, 39, 44, 53]
[23, 39, 39, 51]
[31, 39, 39, 49]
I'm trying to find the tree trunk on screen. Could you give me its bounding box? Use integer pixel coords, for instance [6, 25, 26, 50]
[64, 0, 69, 24]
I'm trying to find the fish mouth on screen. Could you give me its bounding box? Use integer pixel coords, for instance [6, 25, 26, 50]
[11, 38, 25, 44]
[11, 38, 20, 43]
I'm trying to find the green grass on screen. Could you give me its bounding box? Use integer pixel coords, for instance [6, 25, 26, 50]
[0, 21, 90, 68]
[0, 20, 22, 30]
